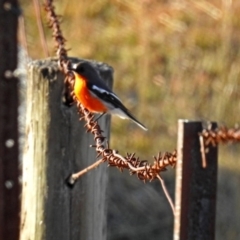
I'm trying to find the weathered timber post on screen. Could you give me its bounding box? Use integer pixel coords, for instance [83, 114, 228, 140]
[0, 0, 20, 240]
[174, 120, 218, 240]
[20, 59, 112, 240]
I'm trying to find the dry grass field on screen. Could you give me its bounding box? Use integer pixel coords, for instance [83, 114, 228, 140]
[20, 0, 240, 239]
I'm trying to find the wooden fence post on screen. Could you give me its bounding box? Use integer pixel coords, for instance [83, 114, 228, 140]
[20, 59, 112, 240]
[0, 0, 20, 240]
[174, 120, 218, 240]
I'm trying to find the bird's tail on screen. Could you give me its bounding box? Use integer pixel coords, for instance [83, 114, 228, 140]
[126, 110, 148, 131]
[110, 108, 147, 131]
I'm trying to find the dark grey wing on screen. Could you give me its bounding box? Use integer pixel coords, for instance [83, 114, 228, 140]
[87, 82, 129, 111]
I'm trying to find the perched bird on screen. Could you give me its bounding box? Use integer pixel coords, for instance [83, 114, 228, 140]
[68, 61, 147, 130]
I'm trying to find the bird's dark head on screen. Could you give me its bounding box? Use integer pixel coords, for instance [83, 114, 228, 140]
[68, 61, 96, 78]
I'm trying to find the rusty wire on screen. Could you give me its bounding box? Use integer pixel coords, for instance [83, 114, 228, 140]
[44, 0, 177, 187]
[200, 125, 240, 147]
[199, 124, 240, 168]
[69, 69, 177, 183]
[45, 0, 68, 72]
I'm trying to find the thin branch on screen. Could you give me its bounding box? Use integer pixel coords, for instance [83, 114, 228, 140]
[156, 174, 175, 216]
[199, 135, 207, 168]
[66, 159, 104, 186]
[33, 0, 49, 57]
[18, 15, 30, 58]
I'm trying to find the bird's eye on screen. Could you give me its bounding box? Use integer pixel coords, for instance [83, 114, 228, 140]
[78, 66, 85, 73]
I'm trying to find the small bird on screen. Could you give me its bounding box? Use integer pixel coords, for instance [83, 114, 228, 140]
[68, 61, 147, 131]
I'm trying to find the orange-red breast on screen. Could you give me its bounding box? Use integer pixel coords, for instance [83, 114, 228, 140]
[68, 61, 147, 131]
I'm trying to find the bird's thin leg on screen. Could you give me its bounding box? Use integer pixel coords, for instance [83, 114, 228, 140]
[94, 112, 106, 122]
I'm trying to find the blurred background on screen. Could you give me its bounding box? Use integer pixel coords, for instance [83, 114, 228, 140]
[19, 0, 240, 239]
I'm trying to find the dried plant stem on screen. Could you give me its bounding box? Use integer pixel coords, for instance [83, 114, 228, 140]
[157, 174, 175, 216]
[67, 159, 104, 185]
[199, 135, 207, 168]
[34, 0, 49, 57]
[19, 15, 29, 58]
